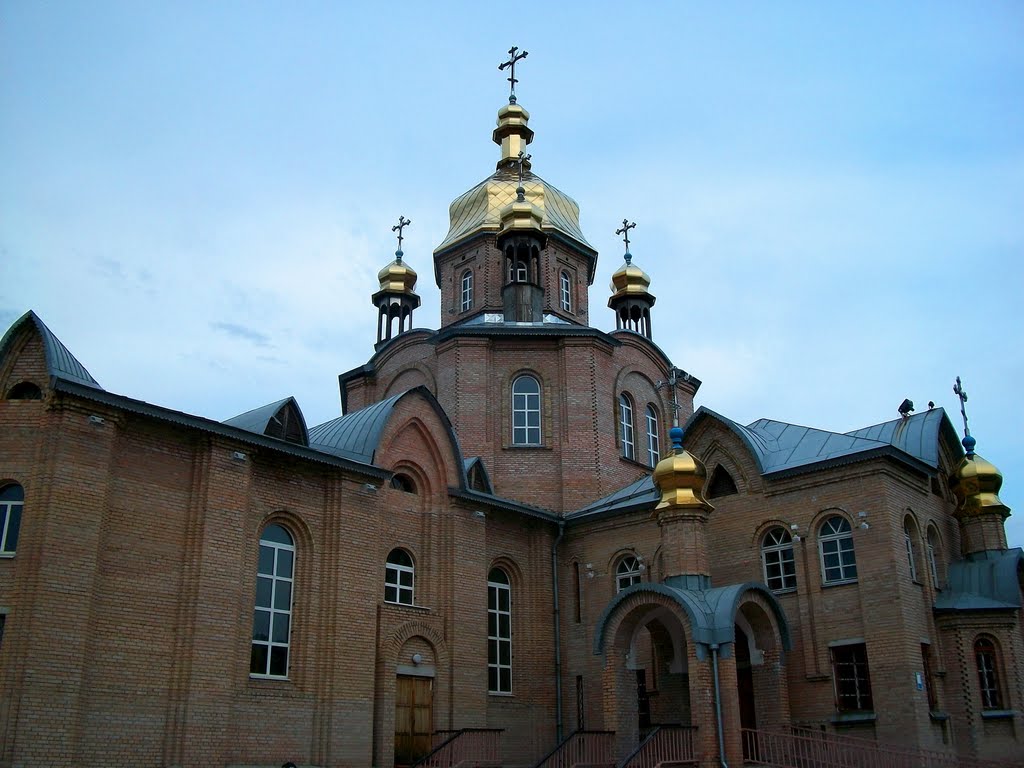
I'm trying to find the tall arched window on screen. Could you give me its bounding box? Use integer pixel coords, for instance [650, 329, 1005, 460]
[385, 548, 415, 605]
[488, 567, 512, 694]
[250, 523, 295, 678]
[975, 636, 1004, 709]
[619, 393, 635, 461]
[903, 518, 918, 582]
[461, 269, 474, 312]
[926, 526, 941, 586]
[560, 271, 572, 312]
[761, 527, 796, 591]
[819, 516, 857, 584]
[0, 484, 24, 555]
[645, 405, 660, 467]
[511, 375, 541, 445]
[615, 555, 643, 592]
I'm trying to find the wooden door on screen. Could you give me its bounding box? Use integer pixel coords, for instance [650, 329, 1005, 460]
[395, 675, 433, 766]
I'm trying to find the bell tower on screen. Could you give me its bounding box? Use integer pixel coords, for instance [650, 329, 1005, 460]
[372, 216, 421, 347]
[498, 152, 546, 322]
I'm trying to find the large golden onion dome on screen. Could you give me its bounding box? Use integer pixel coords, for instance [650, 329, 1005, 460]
[434, 103, 594, 256]
[653, 427, 713, 513]
[377, 252, 418, 295]
[609, 253, 652, 300]
[949, 435, 1011, 519]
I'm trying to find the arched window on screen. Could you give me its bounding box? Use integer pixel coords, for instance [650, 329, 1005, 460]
[390, 473, 416, 493]
[488, 567, 512, 693]
[975, 636, 1004, 709]
[0, 484, 24, 555]
[903, 518, 918, 582]
[615, 555, 643, 592]
[645, 405, 660, 467]
[619, 393, 635, 461]
[560, 271, 572, 312]
[508, 259, 528, 283]
[5, 382, 42, 400]
[761, 528, 796, 592]
[250, 523, 295, 678]
[926, 526, 941, 587]
[511, 375, 541, 445]
[708, 465, 738, 497]
[461, 269, 474, 312]
[819, 516, 857, 584]
[385, 548, 414, 605]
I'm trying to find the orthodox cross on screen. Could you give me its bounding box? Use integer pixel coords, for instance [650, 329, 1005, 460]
[515, 151, 531, 188]
[499, 46, 528, 104]
[392, 215, 411, 256]
[953, 376, 970, 437]
[616, 219, 636, 255]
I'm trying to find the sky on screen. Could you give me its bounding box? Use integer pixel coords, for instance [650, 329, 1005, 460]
[1, 2, 1022, 544]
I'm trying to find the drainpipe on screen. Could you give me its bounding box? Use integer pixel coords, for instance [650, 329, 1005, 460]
[710, 644, 728, 768]
[551, 521, 566, 742]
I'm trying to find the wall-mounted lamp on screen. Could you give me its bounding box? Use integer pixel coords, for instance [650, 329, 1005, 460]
[364, 483, 378, 492]
[473, 510, 486, 519]
[411, 653, 423, 666]
[231, 451, 246, 462]
[858, 511, 870, 530]
[88, 414, 104, 426]
[585, 563, 596, 579]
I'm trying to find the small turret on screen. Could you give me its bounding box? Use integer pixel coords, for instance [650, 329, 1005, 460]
[608, 220, 656, 338]
[372, 217, 421, 346]
[497, 152, 546, 322]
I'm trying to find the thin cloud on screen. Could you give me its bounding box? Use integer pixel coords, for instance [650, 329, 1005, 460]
[210, 321, 271, 347]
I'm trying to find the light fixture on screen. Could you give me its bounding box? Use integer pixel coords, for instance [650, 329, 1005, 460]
[231, 451, 246, 462]
[411, 653, 423, 665]
[473, 510, 486, 519]
[364, 483, 378, 492]
[88, 414, 104, 425]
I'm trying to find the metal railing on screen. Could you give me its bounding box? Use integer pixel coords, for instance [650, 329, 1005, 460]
[533, 729, 616, 768]
[621, 725, 698, 767]
[412, 728, 504, 768]
[740, 726, 1018, 768]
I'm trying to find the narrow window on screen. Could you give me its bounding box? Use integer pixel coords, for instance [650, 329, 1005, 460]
[560, 271, 572, 312]
[921, 643, 938, 712]
[461, 269, 474, 312]
[576, 676, 586, 730]
[616, 555, 642, 592]
[0, 484, 25, 555]
[508, 260, 528, 283]
[250, 523, 295, 678]
[385, 549, 415, 605]
[819, 516, 857, 584]
[573, 562, 581, 623]
[926, 527, 940, 587]
[511, 375, 541, 445]
[831, 643, 873, 712]
[0, 614, 6, 647]
[904, 520, 918, 581]
[645, 405, 660, 467]
[975, 637, 1003, 709]
[619, 393, 635, 461]
[761, 528, 797, 592]
[488, 567, 512, 694]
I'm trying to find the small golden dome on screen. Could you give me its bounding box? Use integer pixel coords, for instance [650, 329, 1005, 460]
[498, 187, 545, 239]
[653, 427, 713, 513]
[609, 254, 652, 299]
[949, 438, 1010, 520]
[377, 252, 418, 295]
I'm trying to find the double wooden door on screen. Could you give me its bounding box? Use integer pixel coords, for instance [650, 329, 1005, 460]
[395, 675, 433, 766]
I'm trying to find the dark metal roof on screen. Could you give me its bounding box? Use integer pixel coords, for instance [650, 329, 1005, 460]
[934, 549, 1023, 612]
[449, 487, 558, 522]
[223, 396, 309, 446]
[308, 391, 406, 463]
[0, 310, 102, 389]
[568, 474, 659, 520]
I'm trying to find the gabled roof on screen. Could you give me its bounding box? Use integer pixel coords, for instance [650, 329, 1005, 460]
[568, 474, 659, 521]
[682, 406, 958, 479]
[223, 396, 309, 446]
[934, 549, 1023, 613]
[0, 310, 102, 389]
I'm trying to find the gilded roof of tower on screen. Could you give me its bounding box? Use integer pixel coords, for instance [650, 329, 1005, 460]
[434, 166, 595, 255]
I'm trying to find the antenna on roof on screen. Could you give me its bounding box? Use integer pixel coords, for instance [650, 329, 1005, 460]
[898, 399, 914, 418]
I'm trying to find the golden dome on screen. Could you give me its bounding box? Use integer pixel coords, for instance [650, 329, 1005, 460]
[434, 102, 594, 256]
[498, 187, 545, 239]
[949, 437, 1010, 520]
[377, 252, 418, 295]
[653, 427, 713, 513]
[609, 254, 652, 299]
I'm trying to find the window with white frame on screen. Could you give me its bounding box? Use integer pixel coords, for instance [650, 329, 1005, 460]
[250, 523, 295, 678]
[0, 484, 24, 555]
[560, 271, 572, 312]
[488, 567, 512, 693]
[819, 516, 857, 584]
[509, 260, 528, 283]
[975, 636, 1004, 709]
[616, 555, 643, 592]
[761, 527, 797, 591]
[461, 269, 473, 312]
[831, 643, 874, 712]
[511, 375, 541, 445]
[645, 405, 660, 467]
[385, 548, 415, 605]
[926, 527, 940, 586]
[903, 519, 918, 581]
[619, 393, 635, 461]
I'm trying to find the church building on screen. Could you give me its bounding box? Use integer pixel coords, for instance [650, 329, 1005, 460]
[0, 54, 1021, 768]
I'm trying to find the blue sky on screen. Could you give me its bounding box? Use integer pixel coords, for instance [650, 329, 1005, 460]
[2, 2, 1022, 543]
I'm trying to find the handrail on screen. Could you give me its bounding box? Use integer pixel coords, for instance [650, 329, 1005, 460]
[620, 725, 698, 768]
[410, 728, 504, 768]
[532, 729, 618, 765]
[618, 726, 661, 767]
